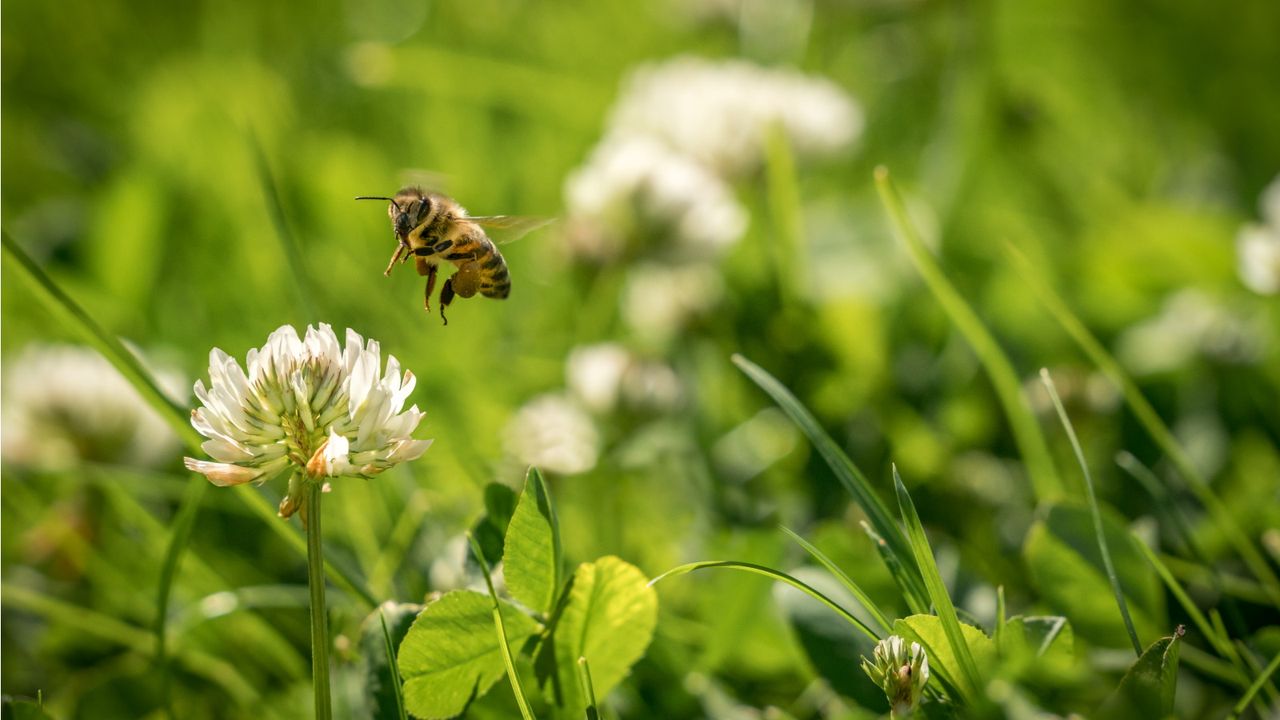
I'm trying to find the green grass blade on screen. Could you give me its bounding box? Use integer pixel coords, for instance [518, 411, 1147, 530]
[1231, 652, 1280, 719]
[3, 232, 201, 448]
[649, 560, 879, 642]
[995, 586, 1006, 652]
[1003, 240, 1280, 607]
[7, 231, 217, 712]
[156, 476, 208, 718]
[248, 130, 316, 322]
[860, 521, 930, 614]
[1040, 369, 1142, 657]
[764, 122, 804, 307]
[893, 467, 984, 702]
[873, 168, 1062, 501]
[779, 526, 891, 636]
[1181, 645, 1248, 689]
[1117, 453, 1251, 634]
[2, 584, 258, 705]
[1131, 534, 1244, 673]
[466, 533, 537, 720]
[380, 609, 410, 720]
[577, 657, 600, 720]
[732, 354, 927, 605]
[1232, 637, 1280, 706]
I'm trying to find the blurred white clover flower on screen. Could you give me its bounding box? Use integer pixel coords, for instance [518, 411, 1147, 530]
[566, 343, 683, 415]
[862, 635, 930, 717]
[1117, 290, 1264, 375]
[607, 56, 862, 176]
[2, 343, 185, 468]
[183, 323, 431, 519]
[564, 135, 747, 263]
[622, 262, 725, 344]
[502, 394, 600, 475]
[1237, 175, 1280, 295]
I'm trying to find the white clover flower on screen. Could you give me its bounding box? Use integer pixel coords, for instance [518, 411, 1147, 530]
[566, 343, 684, 415]
[862, 635, 930, 717]
[622, 262, 725, 344]
[183, 323, 431, 519]
[502, 394, 599, 475]
[1, 343, 184, 468]
[1237, 174, 1280, 295]
[566, 344, 632, 414]
[607, 56, 862, 176]
[1117, 290, 1264, 375]
[564, 135, 747, 262]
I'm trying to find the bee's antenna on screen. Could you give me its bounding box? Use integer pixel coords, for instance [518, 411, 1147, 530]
[355, 195, 402, 211]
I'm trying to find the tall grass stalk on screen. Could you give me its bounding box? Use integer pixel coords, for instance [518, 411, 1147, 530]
[1039, 369, 1142, 657]
[873, 168, 1062, 502]
[1004, 240, 1280, 607]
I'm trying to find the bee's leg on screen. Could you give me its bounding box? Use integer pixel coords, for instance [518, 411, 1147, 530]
[383, 243, 406, 276]
[423, 263, 438, 313]
[439, 277, 455, 326]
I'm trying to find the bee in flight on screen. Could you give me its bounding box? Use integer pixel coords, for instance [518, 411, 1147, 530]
[356, 187, 548, 324]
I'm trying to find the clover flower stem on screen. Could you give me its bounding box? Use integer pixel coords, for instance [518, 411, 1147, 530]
[306, 481, 333, 720]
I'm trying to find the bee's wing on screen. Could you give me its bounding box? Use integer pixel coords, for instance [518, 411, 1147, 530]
[466, 215, 556, 244]
[397, 168, 452, 193]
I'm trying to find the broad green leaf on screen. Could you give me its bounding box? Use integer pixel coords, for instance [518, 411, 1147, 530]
[550, 556, 657, 716]
[999, 615, 1082, 687]
[504, 468, 562, 614]
[470, 483, 519, 569]
[361, 602, 420, 720]
[893, 614, 996, 702]
[1002, 616, 1073, 660]
[1024, 502, 1164, 647]
[1099, 628, 1185, 719]
[398, 590, 541, 720]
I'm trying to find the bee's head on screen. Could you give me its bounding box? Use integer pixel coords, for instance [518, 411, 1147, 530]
[395, 189, 432, 237]
[356, 188, 431, 240]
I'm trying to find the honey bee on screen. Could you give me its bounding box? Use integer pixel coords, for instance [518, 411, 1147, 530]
[357, 187, 549, 324]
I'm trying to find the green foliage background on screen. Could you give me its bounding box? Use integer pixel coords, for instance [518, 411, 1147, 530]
[3, 0, 1279, 718]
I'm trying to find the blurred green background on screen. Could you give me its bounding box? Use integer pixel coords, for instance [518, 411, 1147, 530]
[4, 0, 1279, 718]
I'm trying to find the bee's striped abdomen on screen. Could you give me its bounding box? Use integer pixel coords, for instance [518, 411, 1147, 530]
[471, 236, 510, 299]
